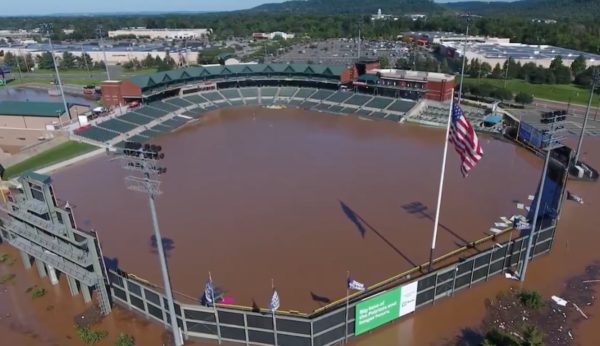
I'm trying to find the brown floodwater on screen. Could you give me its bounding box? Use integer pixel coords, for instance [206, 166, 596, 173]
[4, 107, 598, 346]
[49, 107, 540, 312]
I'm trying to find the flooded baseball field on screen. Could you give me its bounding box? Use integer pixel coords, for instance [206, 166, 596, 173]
[0, 106, 598, 345]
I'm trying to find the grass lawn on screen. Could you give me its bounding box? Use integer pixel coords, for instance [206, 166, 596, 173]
[29, 69, 105, 75]
[4, 141, 97, 179]
[464, 78, 598, 106]
[121, 68, 159, 75]
[8, 77, 103, 86]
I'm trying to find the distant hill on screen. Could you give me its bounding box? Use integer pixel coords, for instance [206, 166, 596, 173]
[445, 0, 600, 19]
[249, 0, 443, 15]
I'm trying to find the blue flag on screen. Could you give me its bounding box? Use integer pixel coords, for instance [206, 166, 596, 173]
[269, 289, 280, 311]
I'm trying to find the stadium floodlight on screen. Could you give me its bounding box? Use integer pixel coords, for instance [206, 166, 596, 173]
[96, 25, 111, 80]
[40, 23, 69, 130]
[574, 68, 600, 164]
[117, 141, 182, 346]
[519, 112, 566, 283]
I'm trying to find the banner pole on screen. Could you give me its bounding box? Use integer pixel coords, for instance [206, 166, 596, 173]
[210, 272, 222, 344]
[428, 91, 455, 272]
[272, 279, 278, 346]
[344, 270, 350, 344]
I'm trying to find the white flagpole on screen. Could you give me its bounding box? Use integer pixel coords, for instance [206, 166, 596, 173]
[209, 272, 222, 344]
[344, 270, 350, 344]
[271, 279, 278, 346]
[428, 90, 455, 272]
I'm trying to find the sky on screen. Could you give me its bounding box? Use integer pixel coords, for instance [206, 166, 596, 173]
[2, 0, 514, 16]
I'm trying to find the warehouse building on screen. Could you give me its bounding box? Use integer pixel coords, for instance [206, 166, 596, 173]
[108, 28, 211, 40]
[0, 101, 89, 130]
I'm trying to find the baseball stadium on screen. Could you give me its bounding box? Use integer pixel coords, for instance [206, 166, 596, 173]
[0, 61, 573, 346]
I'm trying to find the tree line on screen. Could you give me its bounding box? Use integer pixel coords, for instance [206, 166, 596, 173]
[1, 50, 105, 71]
[0, 13, 599, 55]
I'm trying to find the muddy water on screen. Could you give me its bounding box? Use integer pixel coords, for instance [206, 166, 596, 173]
[48, 107, 541, 312]
[0, 87, 95, 105]
[353, 137, 600, 346]
[1, 107, 598, 345]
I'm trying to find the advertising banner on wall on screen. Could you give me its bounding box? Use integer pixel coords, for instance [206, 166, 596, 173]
[354, 281, 418, 336]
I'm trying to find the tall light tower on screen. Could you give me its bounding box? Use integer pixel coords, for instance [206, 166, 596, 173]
[118, 142, 183, 346]
[40, 23, 69, 129]
[96, 25, 111, 80]
[574, 68, 599, 165]
[520, 110, 566, 282]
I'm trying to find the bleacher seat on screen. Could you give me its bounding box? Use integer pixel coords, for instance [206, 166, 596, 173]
[239, 87, 259, 98]
[309, 90, 335, 101]
[387, 100, 416, 113]
[371, 112, 387, 119]
[220, 89, 242, 100]
[328, 105, 344, 113]
[325, 91, 353, 103]
[203, 91, 225, 102]
[278, 87, 297, 97]
[138, 106, 169, 118]
[183, 94, 209, 105]
[261, 87, 278, 97]
[97, 118, 138, 134]
[165, 97, 193, 108]
[355, 109, 372, 116]
[294, 88, 317, 99]
[150, 101, 179, 112]
[119, 112, 154, 126]
[344, 94, 372, 107]
[78, 126, 120, 142]
[386, 114, 402, 122]
[365, 97, 394, 110]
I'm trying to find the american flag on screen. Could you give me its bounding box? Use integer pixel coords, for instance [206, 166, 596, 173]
[269, 289, 280, 311]
[449, 102, 483, 177]
[204, 278, 215, 305]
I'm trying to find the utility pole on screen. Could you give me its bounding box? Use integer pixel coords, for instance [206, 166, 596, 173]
[96, 25, 111, 80]
[41, 23, 68, 130]
[574, 68, 599, 164]
[504, 56, 510, 88]
[118, 142, 183, 346]
[520, 111, 566, 282]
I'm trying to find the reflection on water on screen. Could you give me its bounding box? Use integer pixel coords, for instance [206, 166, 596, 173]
[0, 87, 95, 105]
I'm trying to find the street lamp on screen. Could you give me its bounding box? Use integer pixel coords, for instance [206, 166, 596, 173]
[117, 142, 182, 346]
[519, 110, 566, 282]
[40, 23, 70, 131]
[96, 25, 111, 80]
[574, 68, 599, 164]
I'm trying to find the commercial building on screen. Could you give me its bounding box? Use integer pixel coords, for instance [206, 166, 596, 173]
[108, 28, 211, 40]
[371, 9, 398, 21]
[0, 101, 89, 130]
[252, 32, 295, 41]
[355, 69, 455, 101]
[416, 31, 600, 68]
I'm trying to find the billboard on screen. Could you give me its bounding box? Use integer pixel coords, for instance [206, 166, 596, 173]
[354, 281, 418, 336]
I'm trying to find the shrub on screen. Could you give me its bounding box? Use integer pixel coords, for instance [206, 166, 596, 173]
[522, 325, 544, 346]
[515, 92, 534, 104]
[482, 328, 520, 346]
[31, 287, 47, 299]
[0, 272, 16, 284]
[114, 333, 135, 346]
[519, 290, 544, 310]
[75, 325, 108, 344]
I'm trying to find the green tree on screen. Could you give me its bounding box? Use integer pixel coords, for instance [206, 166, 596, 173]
[469, 58, 481, 78]
[549, 55, 563, 70]
[519, 290, 544, 310]
[76, 53, 94, 70]
[60, 51, 76, 70]
[114, 333, 135, 346]
[522, 325, 544, 346]
[36, 51, 55, 70]
[515, 91, 534, 104]
[480, 62, 492, 77]
[142, 53, 156, 69]
[379, 56, 390, 69]
[440, 58, 449, 73]
[491, 63, 503, 79]
[481, 328, 520, 346]
[571, 54, 587, 77]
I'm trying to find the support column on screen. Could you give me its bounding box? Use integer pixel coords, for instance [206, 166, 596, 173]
[81, 283, 92, 303]
[20, 251, 31, 269]
[35, 259, 47, 278]
[67, 276, 79, 296]
[46, 264, 59, 286]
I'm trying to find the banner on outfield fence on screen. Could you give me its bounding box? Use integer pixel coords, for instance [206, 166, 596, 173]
[354, 281, 418, 336]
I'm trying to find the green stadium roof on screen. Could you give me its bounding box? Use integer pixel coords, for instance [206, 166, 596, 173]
[128, 63, 349, 90]
[0, 101, 70, 117]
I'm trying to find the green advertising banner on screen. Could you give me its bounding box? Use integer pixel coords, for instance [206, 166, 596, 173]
[354, 287, 401, 336]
